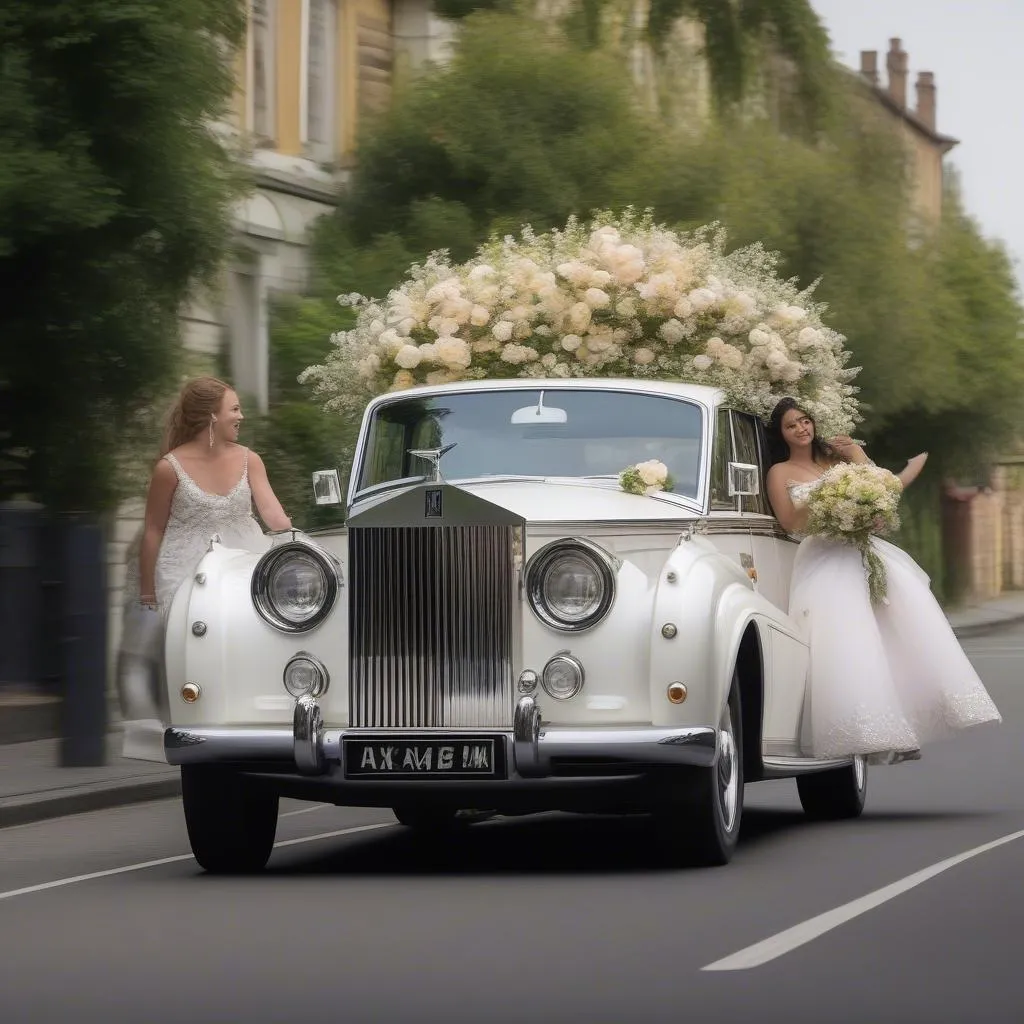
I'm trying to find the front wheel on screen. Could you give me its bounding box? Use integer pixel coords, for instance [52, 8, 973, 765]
[653, 673, 744, 867]
[181, 766, 279, 873]
[796, 756, 868, 820]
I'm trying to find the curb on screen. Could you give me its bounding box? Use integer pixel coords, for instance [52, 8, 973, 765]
[0, 774, 181, 829]
[951, 612, 1024, 640]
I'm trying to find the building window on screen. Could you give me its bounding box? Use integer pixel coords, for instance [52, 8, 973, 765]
[304, 0, 337, 159]
[250, 0, 276, 142]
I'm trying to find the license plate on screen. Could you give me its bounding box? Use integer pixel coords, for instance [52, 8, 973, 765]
[343, 737, 504, 779]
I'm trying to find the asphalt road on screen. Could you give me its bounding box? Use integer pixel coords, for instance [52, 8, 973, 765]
[2, 627, 1023, 1024]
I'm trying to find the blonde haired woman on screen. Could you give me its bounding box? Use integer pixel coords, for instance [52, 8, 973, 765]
[120, 377, 291, 750]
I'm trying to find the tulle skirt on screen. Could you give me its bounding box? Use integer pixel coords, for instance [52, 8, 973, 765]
[790, 536, 1002, 762]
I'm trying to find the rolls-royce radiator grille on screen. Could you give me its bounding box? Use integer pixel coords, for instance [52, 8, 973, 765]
[348, 525, 516, 728]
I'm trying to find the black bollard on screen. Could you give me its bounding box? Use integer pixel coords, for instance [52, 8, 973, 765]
[59, 514, 108, 766]
[0, 501, 45, 691]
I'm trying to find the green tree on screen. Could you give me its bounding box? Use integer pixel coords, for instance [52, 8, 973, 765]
[0, 0, 248, 511]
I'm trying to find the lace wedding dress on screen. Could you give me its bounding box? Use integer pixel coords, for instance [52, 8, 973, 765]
[119, 448, 270, 757]
[786, 479, 1001, 763]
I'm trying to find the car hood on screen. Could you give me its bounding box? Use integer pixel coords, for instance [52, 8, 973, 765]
[451, 478, 697, 524]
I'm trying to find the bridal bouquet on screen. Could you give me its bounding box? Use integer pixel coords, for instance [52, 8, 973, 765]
[804, 463, 903, 604]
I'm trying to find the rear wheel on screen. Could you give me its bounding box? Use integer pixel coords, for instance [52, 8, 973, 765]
[653, 672, 744, 867]
[181, 766, 279, 873]
[797, 756, 868, 820]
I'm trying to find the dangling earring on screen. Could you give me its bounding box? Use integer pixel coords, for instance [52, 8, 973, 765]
[209, 417, 216, 448]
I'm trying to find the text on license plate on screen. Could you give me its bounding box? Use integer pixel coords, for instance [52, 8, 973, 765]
[344, 738, 501, 778]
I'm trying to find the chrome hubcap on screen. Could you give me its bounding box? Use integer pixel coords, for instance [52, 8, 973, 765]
[717, 706, 740, 834]
[853, 754, 867, 791]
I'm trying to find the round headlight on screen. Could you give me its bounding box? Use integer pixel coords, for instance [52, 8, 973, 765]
[542, 653, 585, 700]
[252, 543, 340, 633]
[283, 652, 329, 698]
[526, 540, 616, 632]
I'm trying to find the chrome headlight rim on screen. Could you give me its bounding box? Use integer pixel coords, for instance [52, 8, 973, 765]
[283, 650, 330, 699]
[525, 538, 617, 633]
[541, 651, 586, 700]
[251, 542, 341, 635]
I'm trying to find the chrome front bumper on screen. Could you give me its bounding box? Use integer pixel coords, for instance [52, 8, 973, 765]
[164, 695, 719, 777]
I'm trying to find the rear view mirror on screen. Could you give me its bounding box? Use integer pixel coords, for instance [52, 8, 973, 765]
[511, 390, 568, 425]
[312, 469, 342, 505]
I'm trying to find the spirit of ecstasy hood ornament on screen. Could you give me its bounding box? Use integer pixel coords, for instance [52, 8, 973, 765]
[407, 442, 457, 483]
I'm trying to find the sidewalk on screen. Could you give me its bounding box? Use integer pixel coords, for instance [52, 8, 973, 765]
[3, 592, 1024, 829]
[0, 734, 180, 828]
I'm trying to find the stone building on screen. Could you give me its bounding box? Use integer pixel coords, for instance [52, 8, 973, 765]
[855, 38, 959, 224]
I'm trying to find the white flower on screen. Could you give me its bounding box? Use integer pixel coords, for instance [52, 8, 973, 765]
[470, 305, 491, 327]
[659, 319, 686, 346]
[435, 337, 472, 369]
[636, 460, 669, 486]
[492, 320, 514, 343]
[692, 355, 713, 371]
[616, 297, 638, 318]
[569, 302, 592, 331]
[796, 326, 822, 350]
[541, 353, 558, 369]
[688, 288, 716, 312]
[560, 334, 583, 352]
[377, 329, 404, 356]
[468, 265, 495, 282]
[673, 296, 693, 319]
[357, 353, 381, 378]
[584, 288, 611, 309]
[633, 348, 655, 365]
[394, 345, 422, 370]
[500, 344, 538, 365]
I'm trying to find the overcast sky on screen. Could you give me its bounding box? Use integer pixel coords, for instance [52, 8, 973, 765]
[811, 0, 1024, 291]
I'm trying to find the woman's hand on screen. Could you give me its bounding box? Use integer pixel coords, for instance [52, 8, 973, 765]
[898, 452, 929, 489]
[827, 435, 869, 463]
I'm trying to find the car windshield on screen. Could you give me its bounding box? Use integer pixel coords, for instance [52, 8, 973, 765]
[356, 389, 705, 500]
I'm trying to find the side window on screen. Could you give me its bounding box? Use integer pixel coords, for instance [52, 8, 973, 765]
[710, 408, 733, 510]
[710, 408, 771, 514]
[731, 412, 771, 515]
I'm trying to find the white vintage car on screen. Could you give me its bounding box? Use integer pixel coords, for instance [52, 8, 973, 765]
[149, 378, 868, 872]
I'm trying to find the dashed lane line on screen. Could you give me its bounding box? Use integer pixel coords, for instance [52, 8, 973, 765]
[0, 823, 395, 903]
[702, 827, 1024, 971]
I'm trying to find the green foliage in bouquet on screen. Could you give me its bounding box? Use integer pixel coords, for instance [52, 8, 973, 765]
[804, 463, 903, 605]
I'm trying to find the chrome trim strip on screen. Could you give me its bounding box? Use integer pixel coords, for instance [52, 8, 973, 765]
[760, 754, 856, 778]
[165, 722, 720, 771]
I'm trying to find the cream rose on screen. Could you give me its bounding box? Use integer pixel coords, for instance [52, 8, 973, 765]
[394, 344, 423, 369]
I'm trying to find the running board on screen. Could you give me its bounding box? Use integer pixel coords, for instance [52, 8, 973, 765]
[760, 754, 856, 779]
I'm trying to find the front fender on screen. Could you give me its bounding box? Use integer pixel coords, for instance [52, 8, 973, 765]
[647, 536, 785, 729]
[163, 538, 349, 729]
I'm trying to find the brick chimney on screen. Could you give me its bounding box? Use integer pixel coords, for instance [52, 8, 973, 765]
[886, 37, 908, 107]
[860, 50, 879, 86]
[916, 70, 936, 130]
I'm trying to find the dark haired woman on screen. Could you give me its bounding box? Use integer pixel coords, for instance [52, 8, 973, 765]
[764, 397, 1000, 764]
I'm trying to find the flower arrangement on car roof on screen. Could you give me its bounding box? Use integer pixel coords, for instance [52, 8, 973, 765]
[300, 208, 861, 437]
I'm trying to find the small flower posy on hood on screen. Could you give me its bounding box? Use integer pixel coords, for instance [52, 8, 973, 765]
[300, 209, 862, 438]
[619, 460, 674, 497]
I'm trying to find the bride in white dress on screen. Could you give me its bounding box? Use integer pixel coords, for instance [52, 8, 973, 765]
[119, 377, 292, 751]
[764, 397, 1001, 764]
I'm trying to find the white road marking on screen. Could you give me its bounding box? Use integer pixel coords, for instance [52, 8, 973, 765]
[0, 823, 394, 903]
[281, 803, 330, 817]
[702, 827, 1024, 972]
